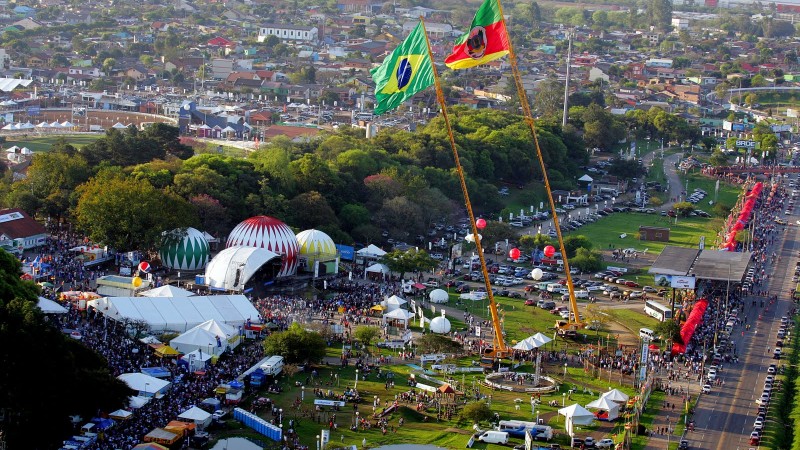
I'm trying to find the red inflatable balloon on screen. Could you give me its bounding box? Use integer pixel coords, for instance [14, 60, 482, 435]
[476, 218, 487, 230]
[509, 248, 520, 259]
[544, 245, 556, 258]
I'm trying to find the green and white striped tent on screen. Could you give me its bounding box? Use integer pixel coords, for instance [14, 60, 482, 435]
[159, 227, 210, 271]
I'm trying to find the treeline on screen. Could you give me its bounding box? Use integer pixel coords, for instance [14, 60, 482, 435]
[0, 108, 590, 251]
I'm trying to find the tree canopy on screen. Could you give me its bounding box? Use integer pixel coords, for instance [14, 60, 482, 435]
[262, 322, 327, 365]
[0, 250, 132, 449]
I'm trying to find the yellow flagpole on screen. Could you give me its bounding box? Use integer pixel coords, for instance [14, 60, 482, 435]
[495, 0, 583, 331]
[419, 18, 507, 358]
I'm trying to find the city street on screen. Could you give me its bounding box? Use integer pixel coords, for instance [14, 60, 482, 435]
[684, 211, 797, 449]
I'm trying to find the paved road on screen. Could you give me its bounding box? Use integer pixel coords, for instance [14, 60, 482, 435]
[685, 214, 796, 449]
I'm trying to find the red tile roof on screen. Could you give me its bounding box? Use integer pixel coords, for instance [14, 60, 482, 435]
[0, 208, 46, 240]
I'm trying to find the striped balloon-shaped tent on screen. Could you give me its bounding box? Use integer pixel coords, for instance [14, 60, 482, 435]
[296, 229, 337, 268]
[226, 216, 299, 277]
[159, 227, 210, 271]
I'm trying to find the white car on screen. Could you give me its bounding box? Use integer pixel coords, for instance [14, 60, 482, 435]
[702, 384, 711, 394]
[596, 438, 614, 448]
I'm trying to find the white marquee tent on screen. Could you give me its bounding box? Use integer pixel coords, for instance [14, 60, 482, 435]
[118, 372, 171, 397]
[601, 388, 630, 403]
[585, 396, 619, 421]
[383, 308, 414, 329]
[170, 326, 226, 356]
[196, 318, 241, 349]
[181, 349, 213, 371]
[178, 406, 212, 429]
[357, 244, 386, 259]
[37, 296, 67, 314]
[365, 263, 389, 275]
[87, 295, 260, 333]
[558, 403, 595, 436]
[383, 295, 407, 312]
[204, 246, 281, 291]
[139, 285, 196, 297]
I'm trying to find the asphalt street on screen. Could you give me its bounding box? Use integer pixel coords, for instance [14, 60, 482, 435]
[686, 213, 797, 450]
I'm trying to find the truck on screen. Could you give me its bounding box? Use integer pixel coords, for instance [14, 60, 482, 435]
[259, 356, 284, 376]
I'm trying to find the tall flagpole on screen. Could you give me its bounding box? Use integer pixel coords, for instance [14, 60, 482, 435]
[495, 0, 582, 331]
[419, 18, 507, 359]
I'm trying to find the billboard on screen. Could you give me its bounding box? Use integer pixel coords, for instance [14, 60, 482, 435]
[671, 276, 696, 289]
[335, 244, 354, 261]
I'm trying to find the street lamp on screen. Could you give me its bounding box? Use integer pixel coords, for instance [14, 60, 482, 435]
[562, 393, 566, 406]
[564, 363, 568, 377]
[302, 386, 305, 401]
[355, 369, 359, 389]
[316, 435, 320, 450]
[279, 408, 283, 427]
[536, 409, 540, 424]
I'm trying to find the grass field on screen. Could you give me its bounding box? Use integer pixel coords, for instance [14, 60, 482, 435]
[681, 171, 742, 213]
[603, 308, 660, 336]
[3, 134, 104, 152]
[562, 212, 722, 255]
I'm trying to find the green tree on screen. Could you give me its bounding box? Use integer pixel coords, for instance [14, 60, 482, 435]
[563, 235, 592, 258]
[709, 150, 728, 167]
[415, 334, 463, 354]
[534, 78, 565, 119]
[262, 323, 326, 365]
[339, 203, 370, 231]
[460, 401, 493, 424]
[353, 325, 381, 354]
[382, 248, 438, 279]
[0, 250, 132, 449]
[672, 201, 696, 217]
[288, 191, 338, 230]
[74, 170, 198, 251]
[607, 158, 644, 180]
[570, 247, 603, 272]
[654, 318, 681, 344]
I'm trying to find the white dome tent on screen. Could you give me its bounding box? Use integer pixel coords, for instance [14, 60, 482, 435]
[429, 312, 451, 334]
[295, 229, 338, 274]
[204, 246, 281, 292]
[429, 289, 449, 304]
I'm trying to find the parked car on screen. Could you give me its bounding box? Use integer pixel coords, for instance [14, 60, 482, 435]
[596, 439, 614, 449]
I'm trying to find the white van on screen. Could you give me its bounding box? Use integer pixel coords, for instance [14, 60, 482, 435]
[260, 356, 284, 376]
[477, 430, 509, 444]
[639, 328, 655, 341]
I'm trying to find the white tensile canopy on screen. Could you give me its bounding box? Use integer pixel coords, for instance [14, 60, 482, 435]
[531, 332, 553, 346]
[196, 318, 240, 349]
[197, 124, 211, 130]
[128, 395, 150, 409]
[585, 396, 619, 421]
[5, 145, 18, 152]
[19, 146, 31, 154]
[356, 244, 386, 258]
[204, 246, 281, 291]
[202, 231, 219, 243]
[601, 388, 630, 403]
[35, 121, 48, 128]
[87, 295, 260, 333]
[49, 121, 61, 128]
[61, 121, 75, 128]
[139, 336, 161, 345]
[118, 372, 171, 397]
[578, 174, 594, 182]
[177, 406, 212, 429]
[37, 296, 67, 314]
[139, 285, 196, 297]
[112, 122, 127, 129]
[429, 289, 449, 303]
[365, 263, 389, 274]
[220, 126, 236, 133]
[21, 122, 34, 129]
[513, 339, 537, 351]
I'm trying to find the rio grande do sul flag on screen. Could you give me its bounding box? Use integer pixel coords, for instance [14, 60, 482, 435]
[371, 21, 434, 116]
[445, 0, 511, 70]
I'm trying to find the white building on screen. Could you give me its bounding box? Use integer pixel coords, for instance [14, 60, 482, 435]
[258, 25, 319, 43]
[402, 21, 453, 39]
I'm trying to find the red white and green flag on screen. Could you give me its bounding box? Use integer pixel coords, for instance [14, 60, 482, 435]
[445, 0, 511, 70]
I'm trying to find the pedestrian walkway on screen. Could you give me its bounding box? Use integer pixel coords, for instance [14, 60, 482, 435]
[641, 392, 688, 450]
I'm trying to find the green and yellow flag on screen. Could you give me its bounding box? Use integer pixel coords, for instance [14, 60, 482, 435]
[371, 21, 434, 116]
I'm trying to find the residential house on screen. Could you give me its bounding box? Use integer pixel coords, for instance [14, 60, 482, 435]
[208, 36, 236, 49]
[13, 17, 42, 30]
[164, 57, 205, 73]
[337, 0, 381, 13]
[123, 65, 151, 82]
[402, 21, 452, 40]
[211, 58, 235, 80]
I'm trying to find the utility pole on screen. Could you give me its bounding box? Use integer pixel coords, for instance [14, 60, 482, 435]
[562, 31, 572, 128]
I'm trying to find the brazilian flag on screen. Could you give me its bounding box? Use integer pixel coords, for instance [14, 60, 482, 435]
[371, 21, 434, 116]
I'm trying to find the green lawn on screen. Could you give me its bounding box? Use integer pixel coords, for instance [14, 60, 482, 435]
[562, 212, 721, 255]
[680, 171, 741, 212]
[603, 308, 660, 336]
[3, 134, 103, 152]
